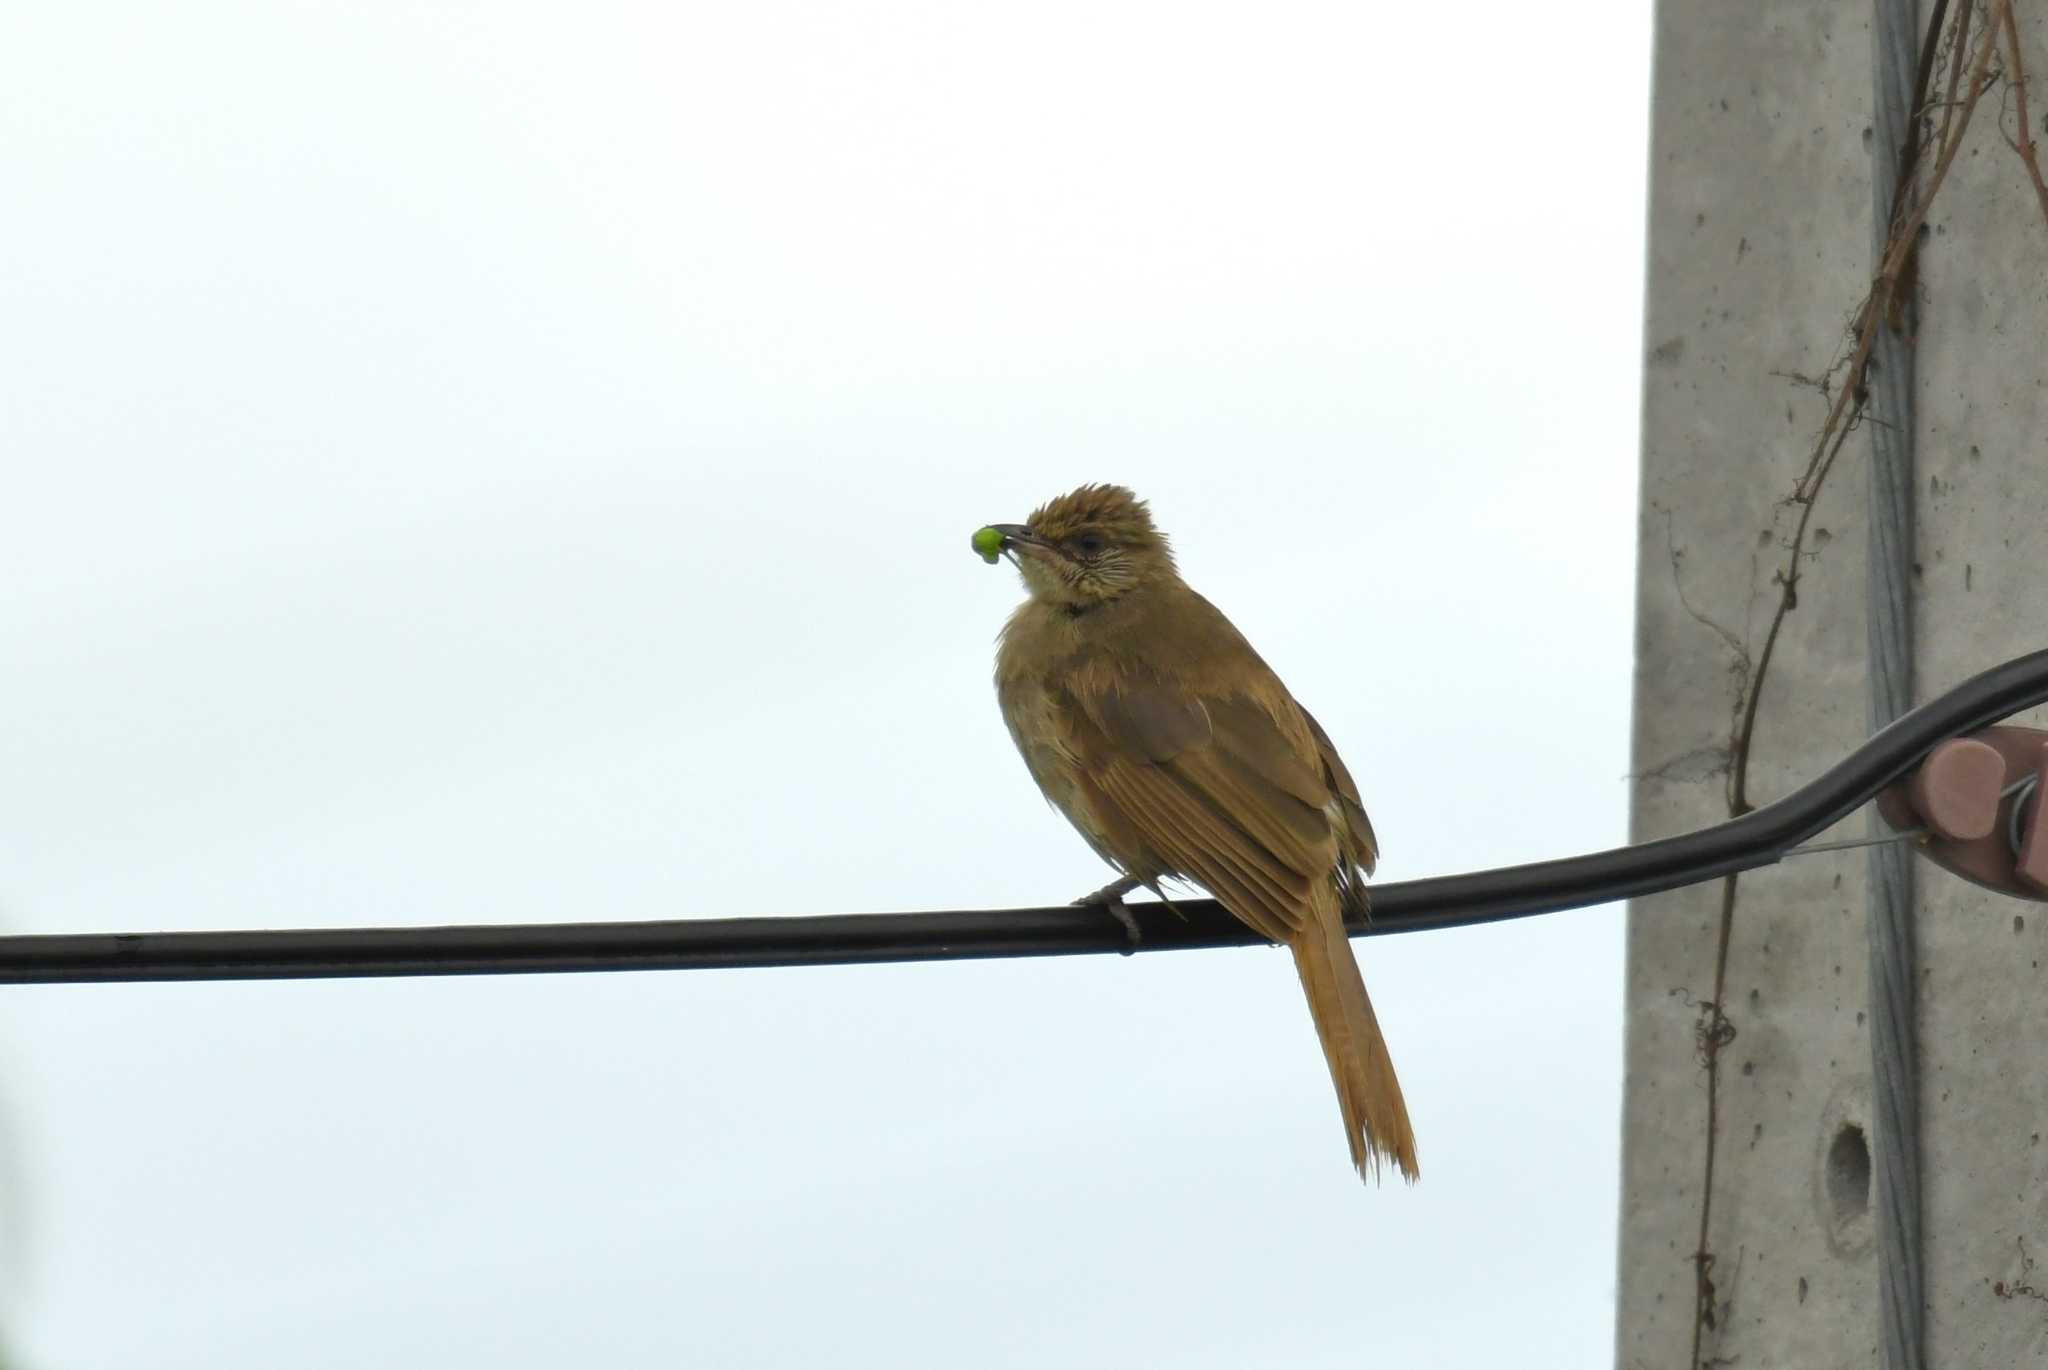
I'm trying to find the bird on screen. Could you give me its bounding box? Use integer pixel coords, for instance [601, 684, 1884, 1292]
[983, 483, 1417, 1182]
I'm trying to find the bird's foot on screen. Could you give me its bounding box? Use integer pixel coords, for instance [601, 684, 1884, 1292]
[1073, 875, 1147, 953]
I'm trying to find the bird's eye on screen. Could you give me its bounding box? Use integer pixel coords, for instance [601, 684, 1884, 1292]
[1074, 533, 1107, 557]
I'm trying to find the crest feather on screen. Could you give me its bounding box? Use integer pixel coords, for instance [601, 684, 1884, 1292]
[1027, 484, 1171, 559]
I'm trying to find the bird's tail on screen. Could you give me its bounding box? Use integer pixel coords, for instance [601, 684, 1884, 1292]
[1289, 891, 1418, 1183]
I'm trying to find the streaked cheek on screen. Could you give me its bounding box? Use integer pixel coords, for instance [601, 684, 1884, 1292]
[1020, 560, 1061, 595]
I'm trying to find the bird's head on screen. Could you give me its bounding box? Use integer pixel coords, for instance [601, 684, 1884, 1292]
[983, 484, 1177, 610]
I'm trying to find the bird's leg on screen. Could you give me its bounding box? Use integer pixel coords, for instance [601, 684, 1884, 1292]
[1073, 874, 1145, 951]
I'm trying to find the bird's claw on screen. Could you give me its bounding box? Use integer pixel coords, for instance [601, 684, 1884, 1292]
[1073, 876, 1145, 954]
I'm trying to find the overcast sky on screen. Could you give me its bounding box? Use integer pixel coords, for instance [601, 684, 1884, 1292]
[1, 3, 1649, 1365]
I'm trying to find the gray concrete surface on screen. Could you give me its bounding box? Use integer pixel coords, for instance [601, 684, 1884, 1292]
[1621, 2, 2048, 1367]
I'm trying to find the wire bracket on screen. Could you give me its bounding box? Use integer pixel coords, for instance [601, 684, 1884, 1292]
[1880, 726, 2048, 901]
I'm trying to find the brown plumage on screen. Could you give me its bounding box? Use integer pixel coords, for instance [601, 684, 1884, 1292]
[987, 484, 1417, 1182]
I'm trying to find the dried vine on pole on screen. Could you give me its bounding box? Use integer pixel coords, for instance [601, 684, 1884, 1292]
[1682, 3, 2037, 1366]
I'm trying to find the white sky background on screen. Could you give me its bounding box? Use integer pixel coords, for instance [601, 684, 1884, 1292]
[0, 3, 1649, 1366]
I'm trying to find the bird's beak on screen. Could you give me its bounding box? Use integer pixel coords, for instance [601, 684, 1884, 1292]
[989, 523, 1051, 559]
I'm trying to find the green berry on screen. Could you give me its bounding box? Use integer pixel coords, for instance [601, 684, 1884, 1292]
[971, 526, 1005, 564]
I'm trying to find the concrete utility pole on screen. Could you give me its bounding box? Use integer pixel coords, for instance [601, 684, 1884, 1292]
[1622, 3, 2048, 1368]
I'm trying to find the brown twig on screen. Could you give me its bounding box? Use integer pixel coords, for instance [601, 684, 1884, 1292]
[1934, 0, 1978, 158]
[1687, 873, 1740, 1362]
[1907, 0, 1955, 172]
[1997, 3, 2048, 226]
[1889, 0, 1955, 327]
[1792, 3, 2003, 509]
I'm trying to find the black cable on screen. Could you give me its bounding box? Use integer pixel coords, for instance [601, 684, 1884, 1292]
[7, 648, 2048, 986]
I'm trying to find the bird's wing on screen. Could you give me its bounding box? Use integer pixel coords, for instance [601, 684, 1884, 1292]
[1300, 706, 1377, 927]
[1063, 675, 1339, 944]
[1299, 707, 1377, 874]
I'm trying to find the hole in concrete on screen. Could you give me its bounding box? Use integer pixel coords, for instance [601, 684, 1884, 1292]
[1826, 1122, 1871, 1225]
